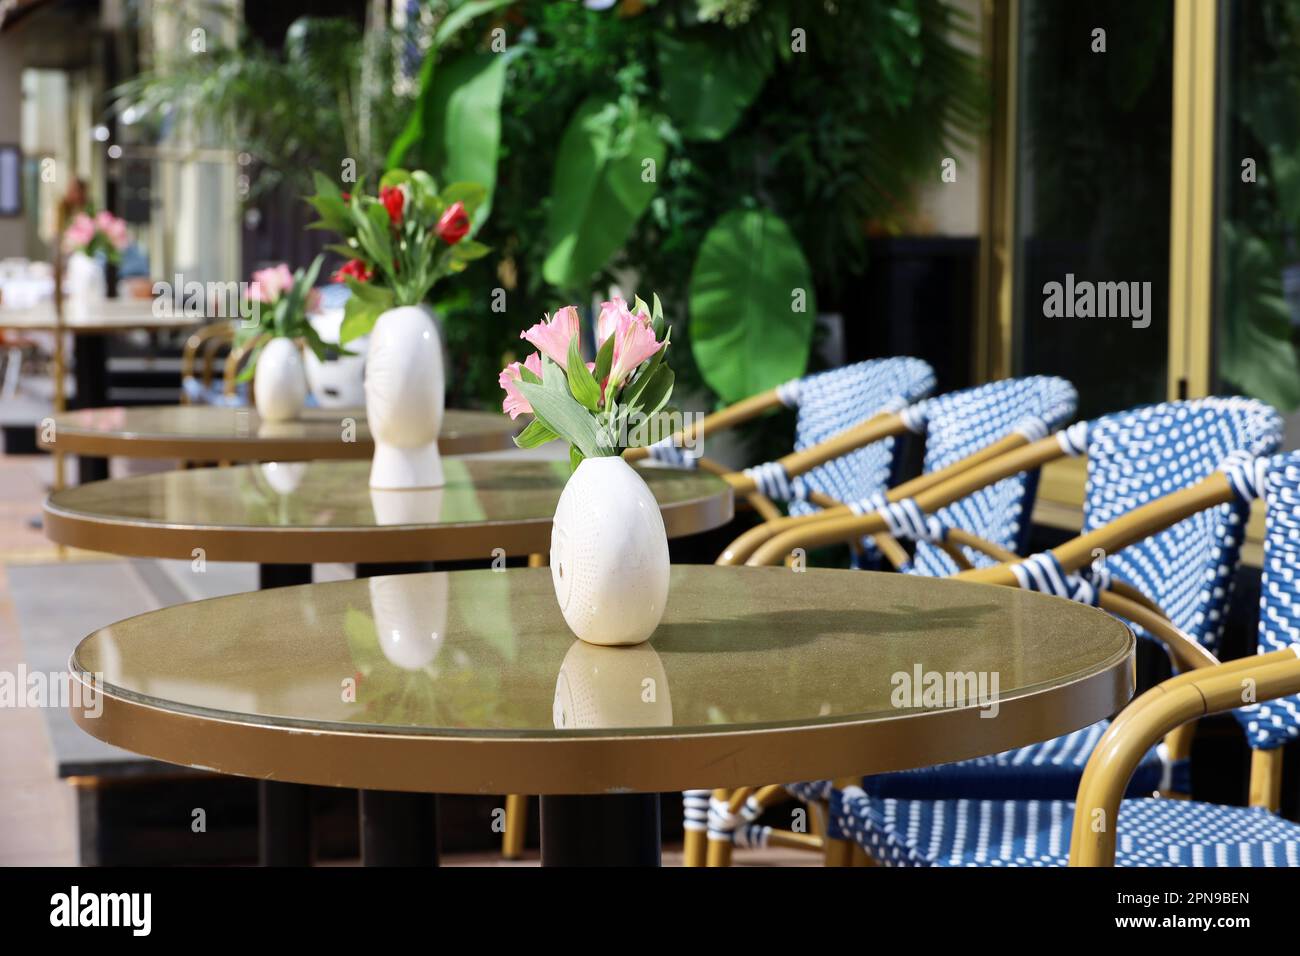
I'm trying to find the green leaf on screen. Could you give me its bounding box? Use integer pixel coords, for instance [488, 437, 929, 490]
[404, 53, 507, 225]
[514, 380, 602, 458]
[621, 363, 673, 418]
[433, 0, 516, 46]
[542, 97, 665, 290]
[451, 239, 491, 261]
[339, 283, 393, 344]
[513, 417, 558, 449]
[441, 182, 488, 220]
[566, 334, 601, 412]
[657, 33, 772, 142]
[236, 341, 265, 383]
[569, 444, 585, 473]
[593, 332, 615, 388]
[688, 208, 815, 404]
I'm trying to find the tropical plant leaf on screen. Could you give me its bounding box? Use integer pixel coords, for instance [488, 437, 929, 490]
[657, 32, 772, 141]
[542, 97, 665, 290]
[391, 52, 508, 225]
[688, 207, 816, 404]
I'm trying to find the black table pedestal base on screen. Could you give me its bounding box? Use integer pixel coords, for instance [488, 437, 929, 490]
[360, 791, 440, 866]
[258, 563, 312, 590]
[259, 781, 312, 866]
[540, 793, 661, 866]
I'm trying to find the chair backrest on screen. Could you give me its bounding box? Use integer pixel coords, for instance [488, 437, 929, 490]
[910, 376, 1078, 577]
[787, 357, 935, 518]
[1233, 452, 1300, 749]
[1083, 397, 1282, 652]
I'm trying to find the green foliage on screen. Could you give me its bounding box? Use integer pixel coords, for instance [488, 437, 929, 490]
[689, 208, 815, 403]
[1217, 0, 1300, 412]
[112, 15, 409, 202]
[542, 97, 667, 290]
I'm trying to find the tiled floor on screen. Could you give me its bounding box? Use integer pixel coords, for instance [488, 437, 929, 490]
[0, 452, 815, 867]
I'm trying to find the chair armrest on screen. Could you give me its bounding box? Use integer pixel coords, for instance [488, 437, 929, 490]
[746, 433, 1068, 566]
[623, 387, 784, 463]
[1069, 646, 1300, 866]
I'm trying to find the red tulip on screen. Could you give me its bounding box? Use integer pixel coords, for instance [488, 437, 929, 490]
[379, 185, 404, 226]
[436, 202, 470, 245]
[331, 258, 372, 284]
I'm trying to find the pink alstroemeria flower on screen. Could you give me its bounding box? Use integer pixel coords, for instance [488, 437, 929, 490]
[520, 305, 582, 367]
[250, 263, 295, 303]
[607, 315, 664, 393]
[499, 352, 544, 420]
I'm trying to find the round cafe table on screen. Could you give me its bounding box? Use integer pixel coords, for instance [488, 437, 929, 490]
[42, 457, 733, 566]
[45, 457, 734, 865]
[38, 405, 519, 462]
[68, 566, 1134, 866]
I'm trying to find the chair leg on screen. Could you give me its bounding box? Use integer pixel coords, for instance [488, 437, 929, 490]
[682, 789, 710, 867]
[706, 832, 734, 867]
[502, 793, 528, 859]
[824, 835, 854, 867]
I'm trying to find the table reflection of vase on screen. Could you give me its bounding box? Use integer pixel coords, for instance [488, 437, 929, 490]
[259, 461, 307, 496]
[369, 574, 448, 670]
[552, 640, 673, 730]
[369, 487, 445, 526]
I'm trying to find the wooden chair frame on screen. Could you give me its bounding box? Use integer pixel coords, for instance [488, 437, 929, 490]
[180, 322, 235, 405]
[1070, 647, 1300, 866]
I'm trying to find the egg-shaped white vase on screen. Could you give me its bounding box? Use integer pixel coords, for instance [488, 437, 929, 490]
[364, 305, 445, 489]
[253, 337, 307, 423]
[550, 456, 670, 646]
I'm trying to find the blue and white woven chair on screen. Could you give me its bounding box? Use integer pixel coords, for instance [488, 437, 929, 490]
[734, 397, 1281, 864]
[695, 375, 1079, 864]
[627, 357, 935, 531]
[835, 451, 1300, 867]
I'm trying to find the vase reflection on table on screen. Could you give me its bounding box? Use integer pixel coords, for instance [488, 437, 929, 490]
[553, 639, 673, 730]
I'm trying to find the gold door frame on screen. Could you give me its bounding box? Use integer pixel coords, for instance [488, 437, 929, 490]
[978, 0, 1221, 518]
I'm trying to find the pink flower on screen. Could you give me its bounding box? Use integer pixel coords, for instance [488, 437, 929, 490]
[520, 305, 582, 367]
[93, 211, 129, 250]
[603, 304, 665, 393]
[595, 296, 650, 347]
[249, 263, 295, 303]
[63, 213, 96, 251]
[499, 352, 544, 419]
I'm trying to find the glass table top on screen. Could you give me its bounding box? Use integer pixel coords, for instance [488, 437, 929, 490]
[42, 458, 735, 562]
[74, 566, 1131, 737]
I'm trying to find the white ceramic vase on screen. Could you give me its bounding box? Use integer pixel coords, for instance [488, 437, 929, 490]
[549, 456, 670, 646]
[253, 337, 308, 423]
[364, 305, 445, 489]
[64, 251, 105, 322]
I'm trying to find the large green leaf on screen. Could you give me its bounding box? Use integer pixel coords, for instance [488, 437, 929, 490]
[542, 97, 665, 290]
[657, 33, 771, 141]
[388, 52, 507, 224]
[688, 208, 816, 404]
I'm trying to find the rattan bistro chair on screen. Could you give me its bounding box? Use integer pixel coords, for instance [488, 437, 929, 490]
[734, 398, 1281, 865]
[180, 322, 242, 406]
[835, 452, 1300, 867]
[692, 375, 1078, 865]
[623, 357, 936, 529]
